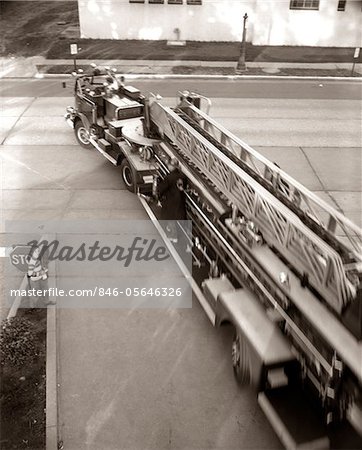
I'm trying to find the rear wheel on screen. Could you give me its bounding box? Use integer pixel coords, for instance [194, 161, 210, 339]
[75, 120, 92, 149]
[121, 159, 136, 193]
[232, 331, 251, 385]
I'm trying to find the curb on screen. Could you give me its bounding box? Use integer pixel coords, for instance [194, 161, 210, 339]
[45, 264, 58, 450]
[25, 73, 362, 82]
[33, 59, 362, 69]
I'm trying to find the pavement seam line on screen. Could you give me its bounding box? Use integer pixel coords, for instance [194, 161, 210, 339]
[60, 190, 76, 219]
[46, 308, 57, 450]
[0, 97, 36, 145]
[299, 146, 343, 214]
[55, 258, 64, 449]
[0, 152, 69, 191]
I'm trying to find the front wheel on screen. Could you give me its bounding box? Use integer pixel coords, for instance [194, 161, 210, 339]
[75, 120, 92, 149]
[120, 159, 136, 193]
[232, 331, 251, 385]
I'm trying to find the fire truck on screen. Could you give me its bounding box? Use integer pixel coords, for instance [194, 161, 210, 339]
[65, 65, 362, 448]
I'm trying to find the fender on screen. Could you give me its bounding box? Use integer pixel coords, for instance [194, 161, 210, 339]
[75, 112, 91, 131]
[203, 277, 295, 389]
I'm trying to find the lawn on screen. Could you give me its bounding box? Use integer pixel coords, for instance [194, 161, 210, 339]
[0, 308, 46, 450]
[0, 1, 80, 57]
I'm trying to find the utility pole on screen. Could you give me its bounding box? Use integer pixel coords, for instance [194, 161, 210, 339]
[236, 13, 248, 73]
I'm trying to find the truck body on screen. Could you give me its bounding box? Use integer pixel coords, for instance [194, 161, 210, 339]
[65, 66, 158, 193]
[65, 66, 362, 448]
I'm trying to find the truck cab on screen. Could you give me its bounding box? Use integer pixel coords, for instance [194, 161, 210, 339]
[65, 65, 158, 193]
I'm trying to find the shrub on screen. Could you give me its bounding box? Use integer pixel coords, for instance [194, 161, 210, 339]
[0, 317, 37, 367]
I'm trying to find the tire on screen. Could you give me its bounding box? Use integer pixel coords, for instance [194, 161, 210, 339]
[121, 159, 136, 193]
[231, 331, 251, 385]
[75, 120, 92, 149]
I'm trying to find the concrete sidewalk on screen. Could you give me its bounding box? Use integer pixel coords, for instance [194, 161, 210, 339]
[1, 56, 361, 78]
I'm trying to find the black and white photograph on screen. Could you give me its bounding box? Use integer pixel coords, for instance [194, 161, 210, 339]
[0, 1, 361, 449]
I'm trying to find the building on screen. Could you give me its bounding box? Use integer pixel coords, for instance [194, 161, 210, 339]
[78, 0, 362, 47]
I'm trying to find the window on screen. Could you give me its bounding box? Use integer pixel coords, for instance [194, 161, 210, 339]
[337, 0, 346, 11]
[168, 0, 183, 4]
[289, 0, 319, 10]
[186, 0, 202, 4]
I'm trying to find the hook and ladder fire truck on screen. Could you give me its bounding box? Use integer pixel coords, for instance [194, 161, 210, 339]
[65, 65, 362, 449]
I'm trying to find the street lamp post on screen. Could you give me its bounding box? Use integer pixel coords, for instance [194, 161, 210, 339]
[236, 13, 248, 73]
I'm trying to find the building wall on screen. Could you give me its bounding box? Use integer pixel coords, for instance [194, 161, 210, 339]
[78, 0, 362, 47]
[253, 0, 362, 47]
[78, 0, 255, 41]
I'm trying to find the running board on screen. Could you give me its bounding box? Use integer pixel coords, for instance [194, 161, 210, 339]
[138, 194, 216, 325]
[89, 137, 117, 165]
[258, 387, 329, 449]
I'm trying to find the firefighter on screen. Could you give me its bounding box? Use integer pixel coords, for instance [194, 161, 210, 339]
[158, 158, 187, 243]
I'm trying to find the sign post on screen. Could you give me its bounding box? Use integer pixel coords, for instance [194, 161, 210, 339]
[70, 43, 78, 71]
[351, 47, 360, 76]
[236, 13, 248, 73]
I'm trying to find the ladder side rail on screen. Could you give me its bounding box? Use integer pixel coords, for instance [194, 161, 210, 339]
[151, 103, 353, 313]
[183, 103, 362, 257]
[250, 195, 347, 312]
[203, 119, 246, 162]
[182, 105, 333, 234]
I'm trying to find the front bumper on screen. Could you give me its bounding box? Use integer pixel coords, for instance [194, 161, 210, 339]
[64, 107, 76, 128]
[65, 116, 75, 129]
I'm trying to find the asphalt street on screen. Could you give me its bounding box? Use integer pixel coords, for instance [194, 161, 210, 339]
[1, 77, 361, 449]
[0, 77, 361, 99]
